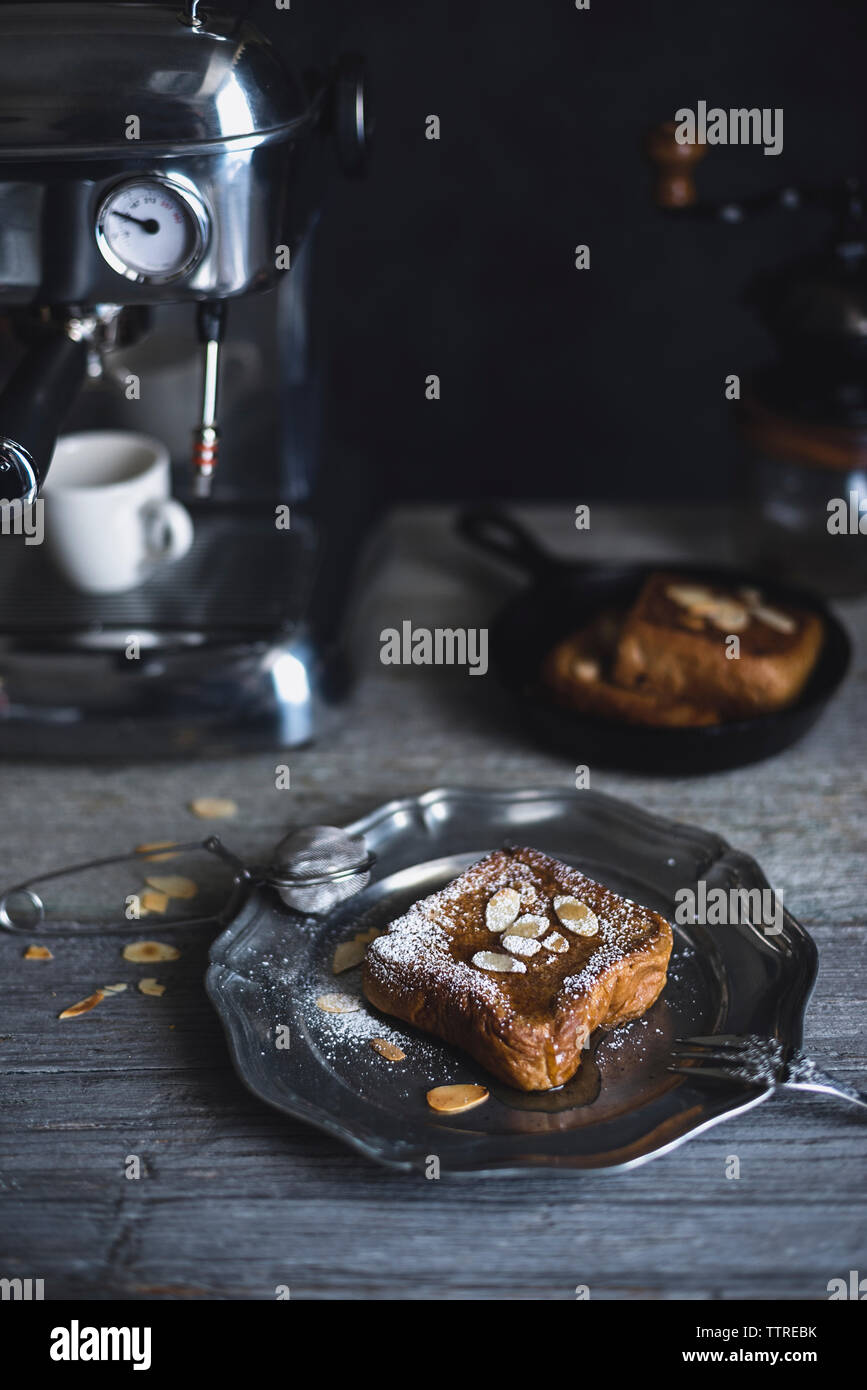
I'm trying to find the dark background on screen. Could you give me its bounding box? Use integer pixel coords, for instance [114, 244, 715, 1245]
[263, 0, 867, 503]
[12, 0, 867, 503]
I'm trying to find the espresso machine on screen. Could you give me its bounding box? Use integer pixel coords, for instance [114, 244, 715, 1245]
[0, 1, 371, 756]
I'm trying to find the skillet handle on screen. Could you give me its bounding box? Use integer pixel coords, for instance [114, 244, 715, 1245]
[455, 507, 565, 580]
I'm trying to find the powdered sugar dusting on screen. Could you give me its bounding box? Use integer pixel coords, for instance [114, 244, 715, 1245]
[285, 847, 673, 1091]
[367, 846, 671, 1015]
[299, 964, 463, 1077]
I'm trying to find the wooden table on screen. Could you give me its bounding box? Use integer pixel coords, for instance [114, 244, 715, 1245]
[1, 506, 865, 1300]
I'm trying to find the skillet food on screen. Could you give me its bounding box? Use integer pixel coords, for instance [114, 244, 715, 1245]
[543, 571, 824, 727]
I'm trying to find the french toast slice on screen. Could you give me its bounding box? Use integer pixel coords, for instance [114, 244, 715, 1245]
[543, 609, 723, 726]
[362, 846, 673, 1091]
[613, 572, 824, 717]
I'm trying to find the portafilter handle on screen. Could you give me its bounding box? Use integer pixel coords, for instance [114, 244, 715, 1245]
[0, 332, 89, 504]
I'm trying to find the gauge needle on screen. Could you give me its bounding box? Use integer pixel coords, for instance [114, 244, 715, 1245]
[111, 210, 160, 234]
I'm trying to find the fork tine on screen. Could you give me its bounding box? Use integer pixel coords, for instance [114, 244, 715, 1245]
[668, 1064, 767, 1087]
[670, 1047, 735, 1063]
[677, 1034, 749, 1049]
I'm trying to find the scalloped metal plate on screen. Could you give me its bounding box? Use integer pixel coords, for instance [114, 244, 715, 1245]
[206, 788, 817, 1174]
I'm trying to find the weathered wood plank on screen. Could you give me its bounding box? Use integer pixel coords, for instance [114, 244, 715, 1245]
[0, 506, 864, 1300]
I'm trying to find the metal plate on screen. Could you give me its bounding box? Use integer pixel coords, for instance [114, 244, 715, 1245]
[206, 787, 817, 1174]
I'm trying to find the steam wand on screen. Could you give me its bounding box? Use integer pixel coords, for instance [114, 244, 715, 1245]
[179, 1, 206, 28]
[192, 300, 224, 498]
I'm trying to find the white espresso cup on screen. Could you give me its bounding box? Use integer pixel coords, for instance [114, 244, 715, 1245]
[43, 431, 194, 594]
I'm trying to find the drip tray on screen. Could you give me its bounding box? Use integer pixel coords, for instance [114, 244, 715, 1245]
[0, 509, 317, 645]
[0, 509, 338, 756]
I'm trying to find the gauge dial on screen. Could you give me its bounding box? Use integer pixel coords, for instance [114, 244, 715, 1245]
[95, 177, 208, 284]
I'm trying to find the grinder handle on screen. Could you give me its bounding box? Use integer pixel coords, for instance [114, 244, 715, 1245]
[0, 334, 89, 503]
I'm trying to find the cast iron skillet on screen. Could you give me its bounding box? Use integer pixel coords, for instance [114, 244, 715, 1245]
[457, 508, 851, 775]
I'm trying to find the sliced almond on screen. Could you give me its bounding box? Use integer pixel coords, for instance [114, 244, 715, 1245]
[502, 934, 541, 957]
[332, 939, 367, 974]
[354, 926, 382, 946]
[23, 944, 52, 960]
[122, 940, 180, 963]
[189, 797, 238, 820]
[102, 982, 128, 995]
[59, 990, 104, 1019]
[138, 977, 165, 997]
[471, 950, 526, 973]
[689, 596, 729, 617]
[370, 1038, 406, 1062]
[666, 583, 715, 609]
[135, 841, 180, 861]
[316, 992, 362, 1014]
[553, 896, 599, 936]
[739, 586, 762, 607]
[572, 658, 600, 682]
[144, 874, 198, 900]
[753, 604, 796, 635]
[508, 913, 548, 938]
[139, 889, 169, 915]
[542, 931, 570, 954]
[485, 886, 520, 933]
[707, 600, 750, 632]
[426, 1083, 489, 1114]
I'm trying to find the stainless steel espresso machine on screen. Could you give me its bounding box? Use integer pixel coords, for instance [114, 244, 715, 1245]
[0, 1, 371, 756]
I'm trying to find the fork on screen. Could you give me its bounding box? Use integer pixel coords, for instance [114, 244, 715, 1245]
[669, 1034, 867, 1113]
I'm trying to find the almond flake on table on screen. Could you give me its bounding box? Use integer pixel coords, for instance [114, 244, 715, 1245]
[122, 940, 180, 963]
[188, 798, 238, 820]
[58, 990, 104, 1019]
[138, 978, 165, 997]
[23, 945, 52, 960]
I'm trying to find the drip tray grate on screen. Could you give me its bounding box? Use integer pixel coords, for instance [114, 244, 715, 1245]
[0, 511, 316, 642]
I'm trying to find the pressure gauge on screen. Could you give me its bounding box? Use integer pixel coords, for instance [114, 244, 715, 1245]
[95, 176, 209, 285]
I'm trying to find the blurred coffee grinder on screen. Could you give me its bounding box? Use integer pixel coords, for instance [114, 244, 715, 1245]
[649, 122, 867, 597]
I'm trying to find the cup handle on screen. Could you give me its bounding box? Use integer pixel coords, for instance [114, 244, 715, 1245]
[141, 498, 194, 565]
